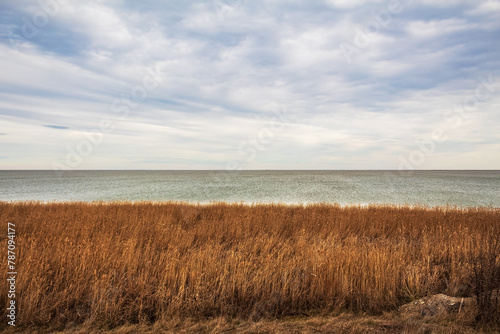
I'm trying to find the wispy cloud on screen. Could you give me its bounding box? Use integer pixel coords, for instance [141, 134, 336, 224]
[0, 0, 499, 170]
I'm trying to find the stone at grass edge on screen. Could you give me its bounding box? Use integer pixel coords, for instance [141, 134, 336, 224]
[398, 294, 474, 317]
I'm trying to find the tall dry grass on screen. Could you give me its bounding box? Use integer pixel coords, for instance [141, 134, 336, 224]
[0, 202, 499, 329]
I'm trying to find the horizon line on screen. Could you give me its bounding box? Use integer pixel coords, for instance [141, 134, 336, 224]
[1, 169, 499, 172]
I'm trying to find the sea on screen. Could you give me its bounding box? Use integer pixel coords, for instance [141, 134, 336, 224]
[0, 170, 499, 207]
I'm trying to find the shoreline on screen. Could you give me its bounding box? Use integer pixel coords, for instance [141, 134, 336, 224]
[1, 200, 499, 210]
[2, 170, 499, 207]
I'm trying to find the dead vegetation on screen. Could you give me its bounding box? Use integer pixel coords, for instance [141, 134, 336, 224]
[0, 202, 499, 332]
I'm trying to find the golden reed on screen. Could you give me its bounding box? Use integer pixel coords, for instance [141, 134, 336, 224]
[1, 202, 499, 328]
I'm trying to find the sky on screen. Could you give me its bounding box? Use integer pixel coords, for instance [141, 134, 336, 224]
[0, 0, 499, 170]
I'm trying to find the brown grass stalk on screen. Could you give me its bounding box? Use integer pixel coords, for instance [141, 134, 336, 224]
[0, 202, 499, 330]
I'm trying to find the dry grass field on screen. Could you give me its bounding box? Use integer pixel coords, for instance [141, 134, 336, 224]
[1, 202, 499, 332]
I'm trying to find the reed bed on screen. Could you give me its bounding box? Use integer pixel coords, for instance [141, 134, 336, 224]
[0, 202, 499, 329]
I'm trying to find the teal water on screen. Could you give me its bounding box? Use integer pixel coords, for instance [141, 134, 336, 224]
[0, 170, 499, 207]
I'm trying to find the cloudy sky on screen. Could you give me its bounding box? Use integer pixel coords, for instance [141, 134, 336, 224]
[0, 0, 499, 170]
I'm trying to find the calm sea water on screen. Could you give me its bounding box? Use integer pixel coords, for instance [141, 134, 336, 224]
[0, 170, 499, 207]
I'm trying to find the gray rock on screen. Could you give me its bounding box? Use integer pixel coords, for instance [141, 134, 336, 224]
[399, 294, 474, 317]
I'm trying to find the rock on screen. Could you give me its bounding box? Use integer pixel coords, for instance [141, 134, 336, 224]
[399, 294, 474, 317]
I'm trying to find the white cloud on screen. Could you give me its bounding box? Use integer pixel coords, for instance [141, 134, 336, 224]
[406, 19, 469, 38]
[325, 0, 386, 9]
[466, 0, 500, 15]
[0, 0, 499, 169]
